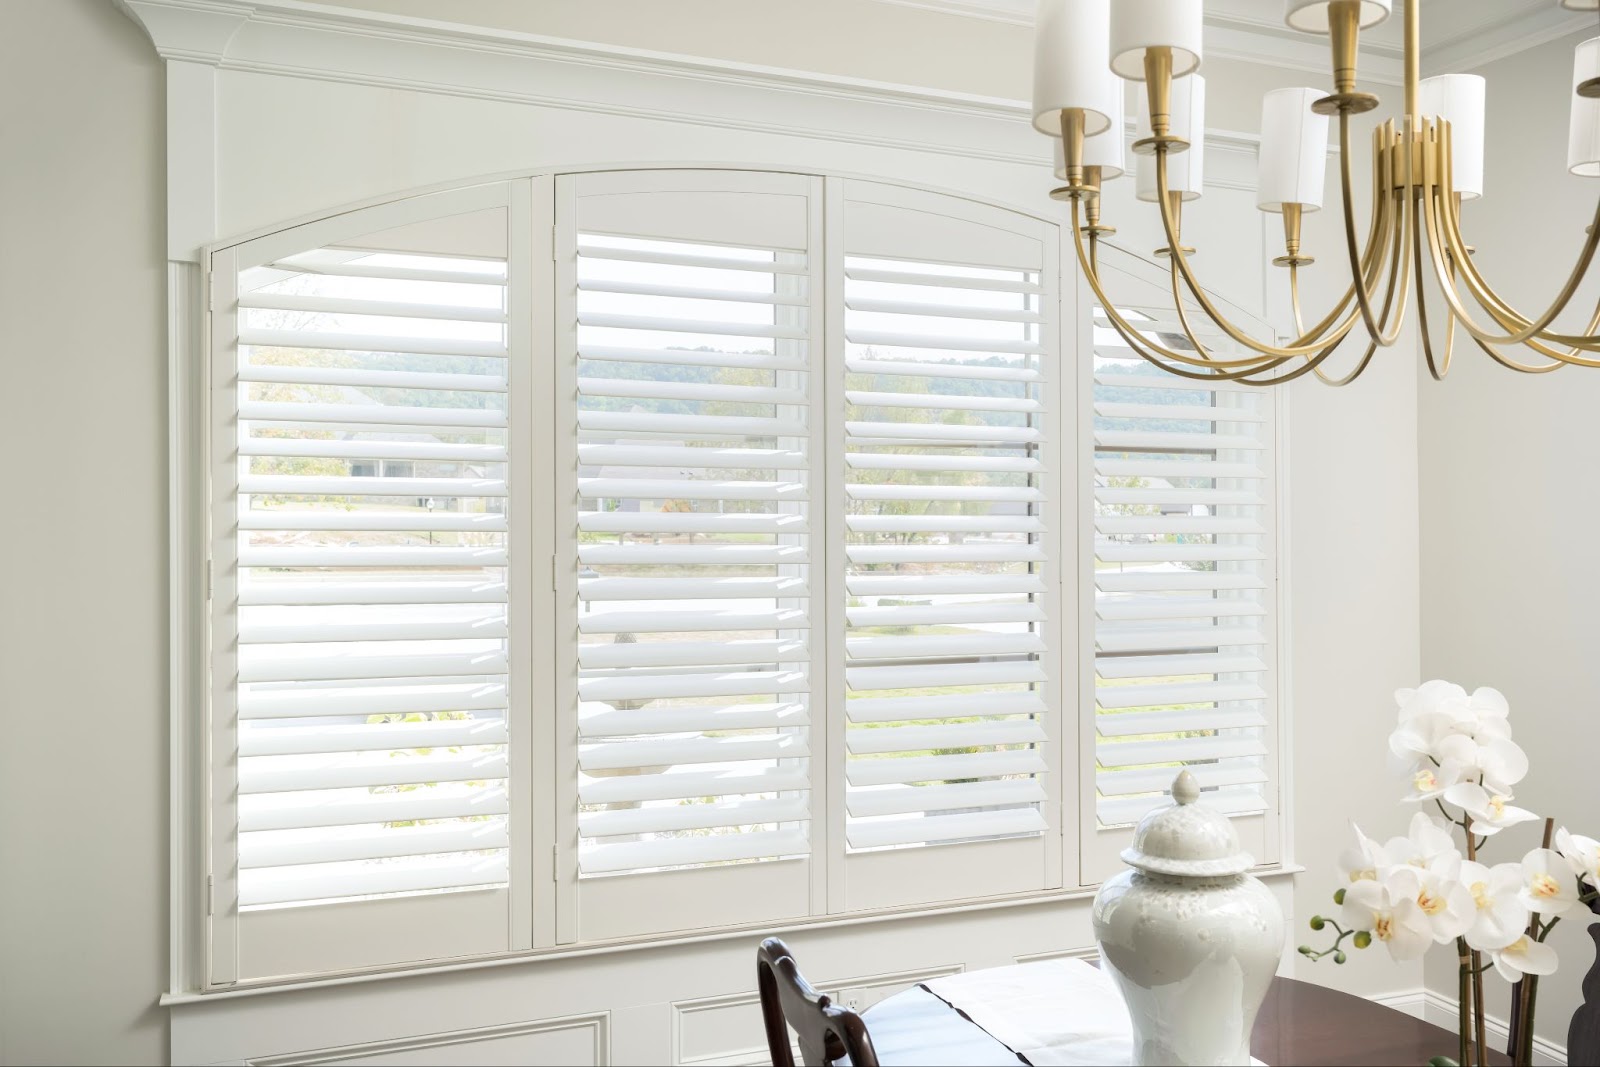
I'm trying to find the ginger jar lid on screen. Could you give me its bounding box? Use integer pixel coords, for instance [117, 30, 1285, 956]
[1120, 770, 1255, 878]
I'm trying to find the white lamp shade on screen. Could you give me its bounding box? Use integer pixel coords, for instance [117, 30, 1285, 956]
[1569, 37, 1600, 177]
[1562, 0, 1599, 10]
[1419, 74, 1486, 200]
[1136, 75, 1205, 201]
[1033, 0, 1114, 136]
[1257, 88, 1328, 212]
[1284, 0, 1392, 33]
[1109, 0, 1203, 81]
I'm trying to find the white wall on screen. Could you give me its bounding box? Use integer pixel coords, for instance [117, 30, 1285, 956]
[1419, 27, 1600, 1055]
[0, 1, 169, 1064]
[0, 0, 1427, 1062]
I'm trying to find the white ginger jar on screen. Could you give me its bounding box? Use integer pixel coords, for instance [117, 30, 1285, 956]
[1091, 770, 1285, 1067]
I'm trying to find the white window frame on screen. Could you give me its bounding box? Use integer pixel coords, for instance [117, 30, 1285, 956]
[189, 166, 1287, 991]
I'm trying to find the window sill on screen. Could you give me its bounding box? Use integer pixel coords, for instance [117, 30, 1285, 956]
[162, 862, 1307, 1006]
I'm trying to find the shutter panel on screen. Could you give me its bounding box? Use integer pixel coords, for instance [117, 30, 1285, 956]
[1086, 258, 1279, 878]
[210, 184, 524, 981]
[837, 180, 1062, 910]
[558, 171, 822, 941]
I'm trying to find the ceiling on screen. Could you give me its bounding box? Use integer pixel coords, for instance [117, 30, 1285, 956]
[873, 0, 1597, 80]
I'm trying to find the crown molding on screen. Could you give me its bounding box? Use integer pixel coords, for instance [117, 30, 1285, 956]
[873, 0, 1589, 82]
[116, 0, 1276, 258]
[1423, 3, 1594, 75]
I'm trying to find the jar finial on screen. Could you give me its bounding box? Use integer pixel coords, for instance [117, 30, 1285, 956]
[1172, 769, 1200, 806]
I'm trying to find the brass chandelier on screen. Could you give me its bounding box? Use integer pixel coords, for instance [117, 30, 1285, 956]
[1034, 0, 1600, 385]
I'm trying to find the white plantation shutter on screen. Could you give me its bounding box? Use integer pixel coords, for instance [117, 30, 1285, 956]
[209, 183, 529, 982]
[556, 171, 823, 941]
[836, 181, 1063, 910]
[1084, 252, 1279, 879]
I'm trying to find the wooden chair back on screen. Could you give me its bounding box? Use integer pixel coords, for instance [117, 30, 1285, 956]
[757, 937, 881, 1067]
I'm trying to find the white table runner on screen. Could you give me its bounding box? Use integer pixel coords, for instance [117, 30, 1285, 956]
[921, 959, 1266, 1067]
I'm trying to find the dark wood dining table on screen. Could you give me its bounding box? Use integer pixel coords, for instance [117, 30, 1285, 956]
[860, 974, 1510, 1066]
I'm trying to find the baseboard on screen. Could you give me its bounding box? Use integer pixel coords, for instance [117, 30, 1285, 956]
[1369, 989, 1568, 1066]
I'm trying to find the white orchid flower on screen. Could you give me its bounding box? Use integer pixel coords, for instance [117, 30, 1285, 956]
[1400, 759, 1464, 803]
[1555, 827, 1600, 890]
[1464, 687, 1513, 741]
[1394, 680, 1468, 723]
[1458, 860, 1530, 952]
[1338, 824, 1389, 884]
[1390, 708, 1466, 765]
[1392, 855, 1475, 942]
[1518, 848, 1579, 916]
[1384, 812, 1460, 870]
[1342, 874, 1434, 961]
[1474, 736, 1530, 794]
[1490, 934, 1559, 983]
[1442, 782, 1539, 837]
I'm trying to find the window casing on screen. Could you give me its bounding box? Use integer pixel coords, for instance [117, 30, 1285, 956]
[203, 170, 1279, 985]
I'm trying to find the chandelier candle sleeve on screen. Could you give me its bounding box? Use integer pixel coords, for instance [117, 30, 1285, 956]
[1257, 88, 1329, 212]
[1570, 38, 1600, 177]
[1283, 0, 1393, 33]
[1137, 75, 1205, 202]
[1108, 0, 1203, 81]
[1032, 0, 1114, 137]
[1419, 74, 1486, 200]
[1055, 80, 1127, 182]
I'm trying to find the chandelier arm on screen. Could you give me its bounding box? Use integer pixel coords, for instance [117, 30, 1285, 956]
[1468, 333, 1571, 373]
[1306, 191, 1416, 386]
[1159, 229, 1374, 386]
[1227, 336, 1358, 386]
[1069, 206, 1318, 382]
[1428, 158, 1600, 348]
[1421, 183, 1600, 353]
[1269, 146, 1394, 352]
[1304, 128, 1399, 342]
[1307, 340, 1380, 386]
[1414, 196, 1451, 381]
[1336, 114, 1413, 348]
[1070, 200, 1290, 371]
[1288, 264, 1307, 340]
[1482, 291, 1600, 366]
[1288, 154, 1401, 353]
[1164, 250, 1370, 379]
[1153, 148, 1379, 358]
[1463, 291, 1600, 368]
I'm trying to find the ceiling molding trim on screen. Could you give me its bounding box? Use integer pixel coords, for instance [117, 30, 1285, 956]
[1205, 18, 1402, 86]
[868, 0, 1588, 85]
[873, 0, 1031, 25]
[1423, 9, 1595, 76]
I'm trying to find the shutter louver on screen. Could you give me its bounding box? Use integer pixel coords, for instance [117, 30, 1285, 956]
[842, 255, 1051, 854]
[572, 229, 814, 878]
[230, 242, 512, 909]
[1091, 306, 1276, 831]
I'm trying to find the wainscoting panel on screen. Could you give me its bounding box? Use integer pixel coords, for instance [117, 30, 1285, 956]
[248, 1013, 609, 1067]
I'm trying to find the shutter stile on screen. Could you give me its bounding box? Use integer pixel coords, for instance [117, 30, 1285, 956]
[230, 244, 512, 909]
[842, 255, 1051, 854]
[1092, 308, 1275, 829]
[572, 231, 814, 876]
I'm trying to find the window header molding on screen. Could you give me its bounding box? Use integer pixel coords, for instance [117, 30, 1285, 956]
[116, 0, 1269, 262]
